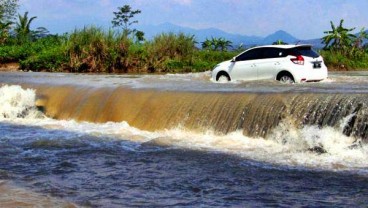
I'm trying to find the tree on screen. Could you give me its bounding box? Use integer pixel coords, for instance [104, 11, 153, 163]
[111, 5, 143, 39]
[201, 37, 232, 51]
[322, 19, 356, 50]
[272, 39, 287, 45]
[14, 11, 47, 43]
[211, 37, 220, 51]
[14, 11, 36, 43]
[135, 30, 145, 42]
[0, 0, 19, 44]
[201, 38, 212, 50]
[0, 0, 19, 22]
[354, 28, 368, 49]
[217, 37, 232, 51]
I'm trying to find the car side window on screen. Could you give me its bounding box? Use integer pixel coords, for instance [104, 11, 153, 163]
[262, 48, 285, 59]
[235, 48, 262, 61]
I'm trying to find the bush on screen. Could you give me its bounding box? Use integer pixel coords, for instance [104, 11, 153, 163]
[20, 46, 67, 71]
[321, 50, 368, 70]
[0, 44, 33, 62]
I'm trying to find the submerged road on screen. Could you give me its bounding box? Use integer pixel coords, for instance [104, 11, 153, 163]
[1, 71, 368, 93]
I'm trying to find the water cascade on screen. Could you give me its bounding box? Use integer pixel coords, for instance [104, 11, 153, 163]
[30, 84, 368, 141]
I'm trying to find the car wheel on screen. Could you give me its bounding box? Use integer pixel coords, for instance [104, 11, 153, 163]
[279, 75, 294, 84]
[217, 74, 230, 83]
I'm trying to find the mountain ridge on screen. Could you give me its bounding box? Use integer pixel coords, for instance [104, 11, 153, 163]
[136, 22, 324, 47]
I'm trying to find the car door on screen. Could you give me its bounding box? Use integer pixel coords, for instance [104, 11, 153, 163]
[257, 48, 284, 80]
[229, 48, 261, 81]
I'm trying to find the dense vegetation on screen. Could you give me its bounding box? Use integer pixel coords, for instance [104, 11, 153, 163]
[320, 20, 368, 70]
[0, 27, 237, 73]
[0, 1, 367, 72]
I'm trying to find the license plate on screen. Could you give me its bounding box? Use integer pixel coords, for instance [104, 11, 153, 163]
[313, 62, 322, 69]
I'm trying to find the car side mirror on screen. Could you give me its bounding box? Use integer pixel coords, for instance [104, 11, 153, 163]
[231, 57, 236, 62]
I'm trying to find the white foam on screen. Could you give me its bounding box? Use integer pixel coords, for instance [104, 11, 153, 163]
[8, 116, 367, 173]
[0, 85, 43, 120]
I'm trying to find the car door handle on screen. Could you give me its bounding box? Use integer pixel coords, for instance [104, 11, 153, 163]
[274, 62, 280, 65]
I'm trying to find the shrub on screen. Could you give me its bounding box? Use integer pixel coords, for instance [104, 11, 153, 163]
[321, 50, 368, 70]
[20, 45, 67, 71]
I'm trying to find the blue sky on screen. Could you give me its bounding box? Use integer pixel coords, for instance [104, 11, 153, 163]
[19, 0, 368, 39]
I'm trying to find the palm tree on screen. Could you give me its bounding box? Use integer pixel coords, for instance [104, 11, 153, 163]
[322, 19, 356, 50]
[217, 37, 232, 51]
[210, 37, 221, 51]
[202, 37, 232, 51]
[14, 11, 37, 43]
[201, 38, 212, 50]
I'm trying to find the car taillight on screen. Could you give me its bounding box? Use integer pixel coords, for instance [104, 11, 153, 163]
[291, 55, 304, 65]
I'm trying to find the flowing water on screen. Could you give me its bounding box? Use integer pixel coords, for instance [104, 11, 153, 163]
[0, 71, 368, 207]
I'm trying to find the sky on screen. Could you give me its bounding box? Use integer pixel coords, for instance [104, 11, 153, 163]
[19, 0, 368, 40]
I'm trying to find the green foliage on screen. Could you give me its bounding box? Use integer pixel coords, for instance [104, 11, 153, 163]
[321, 50, 368, 70]
[144, 32, 197, 72]
[320, 19, 368, 70]
[135, 30, 145, 42]
[0, 42, 32, 61]
[0, 27, 240, 73]
[272, 39, 287, 45]
[2, 14, 368, 73]
[201, 37, 232, 51]
[20, 45, 66, 71]
[322, 19, 356, 51]
[13, 11, 48, 44]
[14, 11, 37, 43]
[66, 26, 111, 72]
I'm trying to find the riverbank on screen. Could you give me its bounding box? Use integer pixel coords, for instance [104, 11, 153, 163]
[0, 63, 19, 72]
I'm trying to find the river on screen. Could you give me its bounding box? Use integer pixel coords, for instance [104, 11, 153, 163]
[0, 71, 367, 207]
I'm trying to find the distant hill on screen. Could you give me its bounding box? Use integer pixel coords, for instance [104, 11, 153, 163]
[137, 22, 263, 45]
[262, 30, 298, 44]
[137, 22, 325, 48]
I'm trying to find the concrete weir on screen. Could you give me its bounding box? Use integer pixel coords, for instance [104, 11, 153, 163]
[31, 84, 368, 140]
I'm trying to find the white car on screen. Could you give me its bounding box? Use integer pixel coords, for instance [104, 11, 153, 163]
[211, 44, 328, 83]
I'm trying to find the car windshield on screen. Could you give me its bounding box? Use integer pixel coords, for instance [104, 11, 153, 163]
[292, 46, 320, 58]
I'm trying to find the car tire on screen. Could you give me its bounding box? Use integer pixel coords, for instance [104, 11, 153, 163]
[279, 75, 294, 84]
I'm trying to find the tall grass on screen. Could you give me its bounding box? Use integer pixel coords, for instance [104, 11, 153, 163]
[66, 26, 120, 72]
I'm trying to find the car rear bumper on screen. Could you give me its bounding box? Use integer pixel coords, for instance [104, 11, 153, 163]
[293, 66, 328, 83]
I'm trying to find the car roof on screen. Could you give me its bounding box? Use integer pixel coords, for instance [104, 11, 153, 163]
[251, 44, 312, 49]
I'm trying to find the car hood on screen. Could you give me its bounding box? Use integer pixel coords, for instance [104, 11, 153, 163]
[216, 60, 232, 68]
